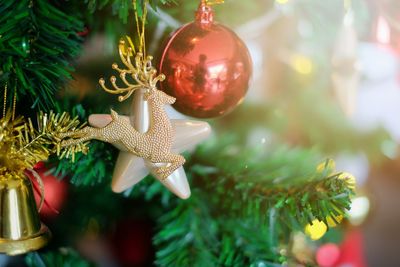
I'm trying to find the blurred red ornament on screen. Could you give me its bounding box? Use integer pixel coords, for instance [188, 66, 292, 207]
[316, 243, 340, 267]
[372, 15, 399, 53]
[159, 1, 252, 118]
[77, 26, 90, 37]
[336, 229, 367, 267]
[30, 163, 68, 218]
[109, 219, 153, 266]
[373, 1, 400, 55]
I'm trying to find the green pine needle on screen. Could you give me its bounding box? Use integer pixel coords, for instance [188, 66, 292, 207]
[25, 249, 93, 267]
[0, 0, 83, 110]
[152, 137, 354, 266]
[85, 0, 176, 23]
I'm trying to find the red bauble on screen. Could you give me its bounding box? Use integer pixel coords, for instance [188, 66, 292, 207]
[373, 1, 400, 55]
[109, 219, 153, 266]
[30, 162, 68, 218]
[159, 2, 252, 118]
[316, 243, 340, 267]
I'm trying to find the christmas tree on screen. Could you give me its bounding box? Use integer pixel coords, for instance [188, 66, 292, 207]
[0, 0, 392, 266]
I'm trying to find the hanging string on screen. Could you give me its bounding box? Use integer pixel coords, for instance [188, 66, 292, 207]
[3, 83, 7, 118]
[132, 0, 140, 54]
[2, 82, 17, 120]
[141, 2, 148, 57]
[12, 89, 17, 121]
[132, 0, 149, 56]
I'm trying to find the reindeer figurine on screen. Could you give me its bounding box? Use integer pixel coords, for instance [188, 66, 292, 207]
[61, 41, 185, 179]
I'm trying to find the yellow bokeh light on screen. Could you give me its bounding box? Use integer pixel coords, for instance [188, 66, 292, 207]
[276, 0, 289, 4]
[304, 219, 327, 240]
[292, 54, 313, 75]
[326, 214, 343, 227]
[338, 172, 356, 190]
[316, 159, 336, 174]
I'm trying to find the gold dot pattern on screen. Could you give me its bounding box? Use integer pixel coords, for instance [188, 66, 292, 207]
[62, 90, 185, 180]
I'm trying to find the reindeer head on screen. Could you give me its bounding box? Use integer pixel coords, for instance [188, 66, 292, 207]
[99, 39, 166, 103]
[144, 88, 176, 105]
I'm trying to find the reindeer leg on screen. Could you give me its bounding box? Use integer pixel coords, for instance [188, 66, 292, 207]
[61, 136, 94, 147]
[60, 127, 98, 147]
[59, 127, 92, 139]
[155, 154, 186, 180]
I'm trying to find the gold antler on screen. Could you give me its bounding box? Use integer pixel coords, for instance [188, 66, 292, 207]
[99, 39, 166, 102]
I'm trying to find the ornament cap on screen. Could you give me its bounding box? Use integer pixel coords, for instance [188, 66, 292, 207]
[196, 1, 214, 27]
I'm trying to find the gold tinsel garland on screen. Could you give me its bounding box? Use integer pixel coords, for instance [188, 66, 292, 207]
[0, 110, 88, 178]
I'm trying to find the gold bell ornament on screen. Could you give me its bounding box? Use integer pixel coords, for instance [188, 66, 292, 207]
[0, 172, 51, 255]
[0, 84, 89, 255]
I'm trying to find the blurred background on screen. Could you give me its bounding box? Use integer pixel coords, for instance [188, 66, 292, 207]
[2, 0, 400, 266]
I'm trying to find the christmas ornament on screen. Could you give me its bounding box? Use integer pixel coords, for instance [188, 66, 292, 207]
[335, 229, 367, 267]
[378, 0, 400, 34]
[159, 0, 252, 118]
[0, 104, 87, 254]
[316, 243, 340, 267]
[31, 163, 68, 219]
[61, 1, 211, 199]
[0, 172, 50, 255]
[331, 5, 360, 117]
[62, 47, 210, 199]
[374, 0, 400, 57]
[374, 15, 393, 47]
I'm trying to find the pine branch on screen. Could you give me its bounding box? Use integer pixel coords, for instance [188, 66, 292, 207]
[154, 192, 220, 266]
[20, 111, 88, 163]
[193, 139, 354, 227]
[0, 0, 83, 110]
[153, 137, 354, 266]
[25, 249, 93, 267]
[48, 103, 117, 186]
[85, 0, 176, 23]
[0, 109, 88, 175]
[51, 140, 116, 186]
[45, 106, 355, 265]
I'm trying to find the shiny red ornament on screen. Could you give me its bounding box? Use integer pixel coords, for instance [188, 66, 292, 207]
[30, 163, 68, 219]
[159, 1, 252, 118]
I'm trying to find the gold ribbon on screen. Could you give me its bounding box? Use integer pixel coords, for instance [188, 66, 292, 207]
[132, 0, 148, 56]
[27, 168, 45, 212]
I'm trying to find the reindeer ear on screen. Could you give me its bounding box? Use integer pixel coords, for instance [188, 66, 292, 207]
[168, 95, 176, 104]
[110, 109, 119, 120]
[89, 114, 113, 127]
